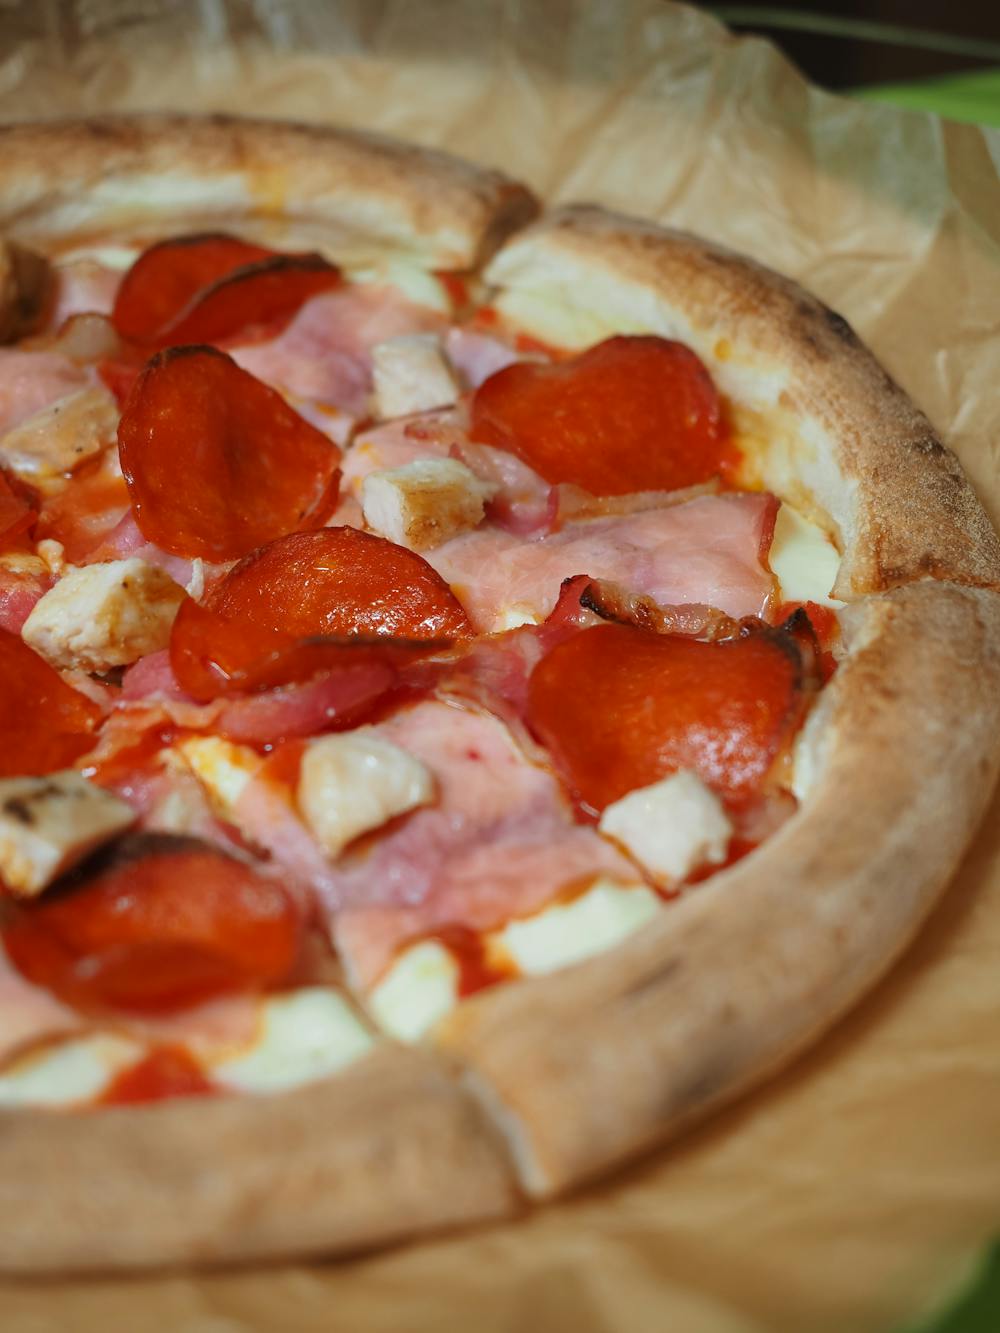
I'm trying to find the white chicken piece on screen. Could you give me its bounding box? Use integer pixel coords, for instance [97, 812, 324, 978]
[598, 769, 733, 885]
[0, 386, 118, 484]
[371, 332, 459, 420]
[0, 771, 135, 898]
[21, 557, 186, 673]
[297, 730, 435, 860]
[361, 456, 495, 552]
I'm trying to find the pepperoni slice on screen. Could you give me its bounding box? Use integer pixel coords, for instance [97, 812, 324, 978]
[2, 835, 302, 1015]
[471, 335, 731, 496]
[100, 1045, 216, 1105]
[0, 629, 103, 777]
[112, 234, 275, 343]
[170, 526, 471, 698]
[112, 234, 341, 349]
[118, 347, 341, 560]
[527, 621, 803, 815]
[0, 469, 36, 548]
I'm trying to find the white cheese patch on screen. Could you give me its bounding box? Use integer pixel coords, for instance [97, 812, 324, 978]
[367, 940, 460, 1043]
[0, 1033, 143, 1108]
[770, 502, 844, 608]
[492, 286, 619, 351]
[493, 603, 543, 632]
[174, 737, 263, 818]
[347, 260, 451, 314]
[298, 729, 435, 860]
[0, 771, 135, 897]
[491, 879, 661, 976]
[57, 244, 141, 271]
[599, 770, 732, 886]
[22, 557, 186, 672]
[361, 456, 494, 551]
[371, 334, 459, 420]
[210, 989, 374, 1093]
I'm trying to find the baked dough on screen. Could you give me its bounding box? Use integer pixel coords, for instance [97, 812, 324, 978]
[0, 119, 998, 1271]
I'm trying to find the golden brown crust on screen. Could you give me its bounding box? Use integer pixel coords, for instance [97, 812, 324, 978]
[0, 115, 538, 269]
[0, 125, 997, 1273]
[484, 205, 1000, 596]
[435, 581, 1000, 1193]
[0, 1044, 519, 1273]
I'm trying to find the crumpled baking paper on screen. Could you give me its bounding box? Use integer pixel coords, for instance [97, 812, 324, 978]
[1, 3, 1000, 1329]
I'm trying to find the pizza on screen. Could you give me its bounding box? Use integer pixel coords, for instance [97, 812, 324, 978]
[0, 114, 998, 1273]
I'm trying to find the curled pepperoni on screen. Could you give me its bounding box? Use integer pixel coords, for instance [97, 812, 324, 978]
[112, 234, 275, 343]
[0, 468, 36, 547]
[112, 234, 341, 349]
[2, 834, 302, 1015]
[527, 621, 803, 815]
[170, 527, 469, 699]
[471, 335, 732, 496]
[118, 346, 341, 560]
[0, 629, 103, 777]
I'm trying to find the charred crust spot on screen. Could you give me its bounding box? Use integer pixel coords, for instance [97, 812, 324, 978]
[821, 304, 857, 345]
[669, 1045, 738, 1117]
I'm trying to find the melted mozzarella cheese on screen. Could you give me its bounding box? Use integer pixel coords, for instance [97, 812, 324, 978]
[0, 1033, 142, 1107]
[347, 261, 451, 315]
[491, 879, 661, 976]
[770, 502, 843, 607]
[210, 989, 374, 1093]
[367, 940, 460, 1044]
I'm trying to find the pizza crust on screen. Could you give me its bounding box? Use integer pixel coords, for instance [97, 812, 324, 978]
[0, 115, 538, 270]
[0, 122, 998, 1270]
[0, 1043, 520, 1273]
[483, 205, 1000, 598]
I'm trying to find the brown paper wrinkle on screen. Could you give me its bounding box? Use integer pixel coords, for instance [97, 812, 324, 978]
[2, 1, 1000, 1329]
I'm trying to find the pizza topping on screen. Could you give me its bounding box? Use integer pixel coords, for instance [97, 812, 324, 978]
[210, 988, 374, 1093]
[1, 834, 303, 1015]
[427, 491, 778, 632]
[450, 440, 555, 537]
[325, 701, 635, 986]
[366, 939, 462, 1043]
[99, 1044, 215, 1105]
[33, 448, 131, 564]
[470, 334, 731, 495]
[111, 233, 275, 344]
[443, 325, 523, 389]
[527, 621, 803, 816]
[0, 468, 36, 547]
[0, 556, 50, 633]
[0, 630, 103, 777]
[598, 770, 734, 886]
[0, 1032, 143, 1108]
[361, 457, 495, 551]
[0, 349, 92, 439]
[118, 346, 342, 560]
[21, 557, 186, 673]
[231, 283, 446, 418]
[169, 526, 469, 698]
[768, 501, 843, 609]
[0, 386, 117, 486]
[0, 240, 50, 343]
[573, 577, 741, 641]
[0, 771, 135, 899]
[371, 333, 459, 419]
[297, 730, 436, 860]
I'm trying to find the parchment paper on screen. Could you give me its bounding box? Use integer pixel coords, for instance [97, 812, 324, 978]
[2, 3, 1000, 1329]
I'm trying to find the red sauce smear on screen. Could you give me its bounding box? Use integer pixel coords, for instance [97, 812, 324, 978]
[99, 1044, 216, 1106]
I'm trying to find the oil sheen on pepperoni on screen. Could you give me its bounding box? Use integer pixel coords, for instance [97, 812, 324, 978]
[527, 621, 802, 814]
[118, 346, 341, 560]
[2, 835, 302, 1015]
[170, 526, 470, 698]
[471, 334, 732, 496]
[0, 629, 103, 777]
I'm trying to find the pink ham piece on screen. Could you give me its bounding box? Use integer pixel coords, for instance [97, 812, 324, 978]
[85, 511, 230, 590]
[427, 492, 779, 632]
[231, 284, 446, 417]
[0, 562, 50, 633]
[444, 326, 524, 388]
[48, 261, 123, 331]
[314, 700, 637, 987]
[0, 351, 92, 438]
[0, 942, 88, 1067]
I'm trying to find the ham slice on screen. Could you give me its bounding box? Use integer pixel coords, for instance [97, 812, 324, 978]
[0, 560, 50, 632]
[444, 326, 524, 389]
[427, 492, 778, 632]
[0, 352, 92, 438]
[48, 261, 123, 330]
[319, 701, 637, 986]
[0, 942, 87, 1066]
[231, 285, 445, 416]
